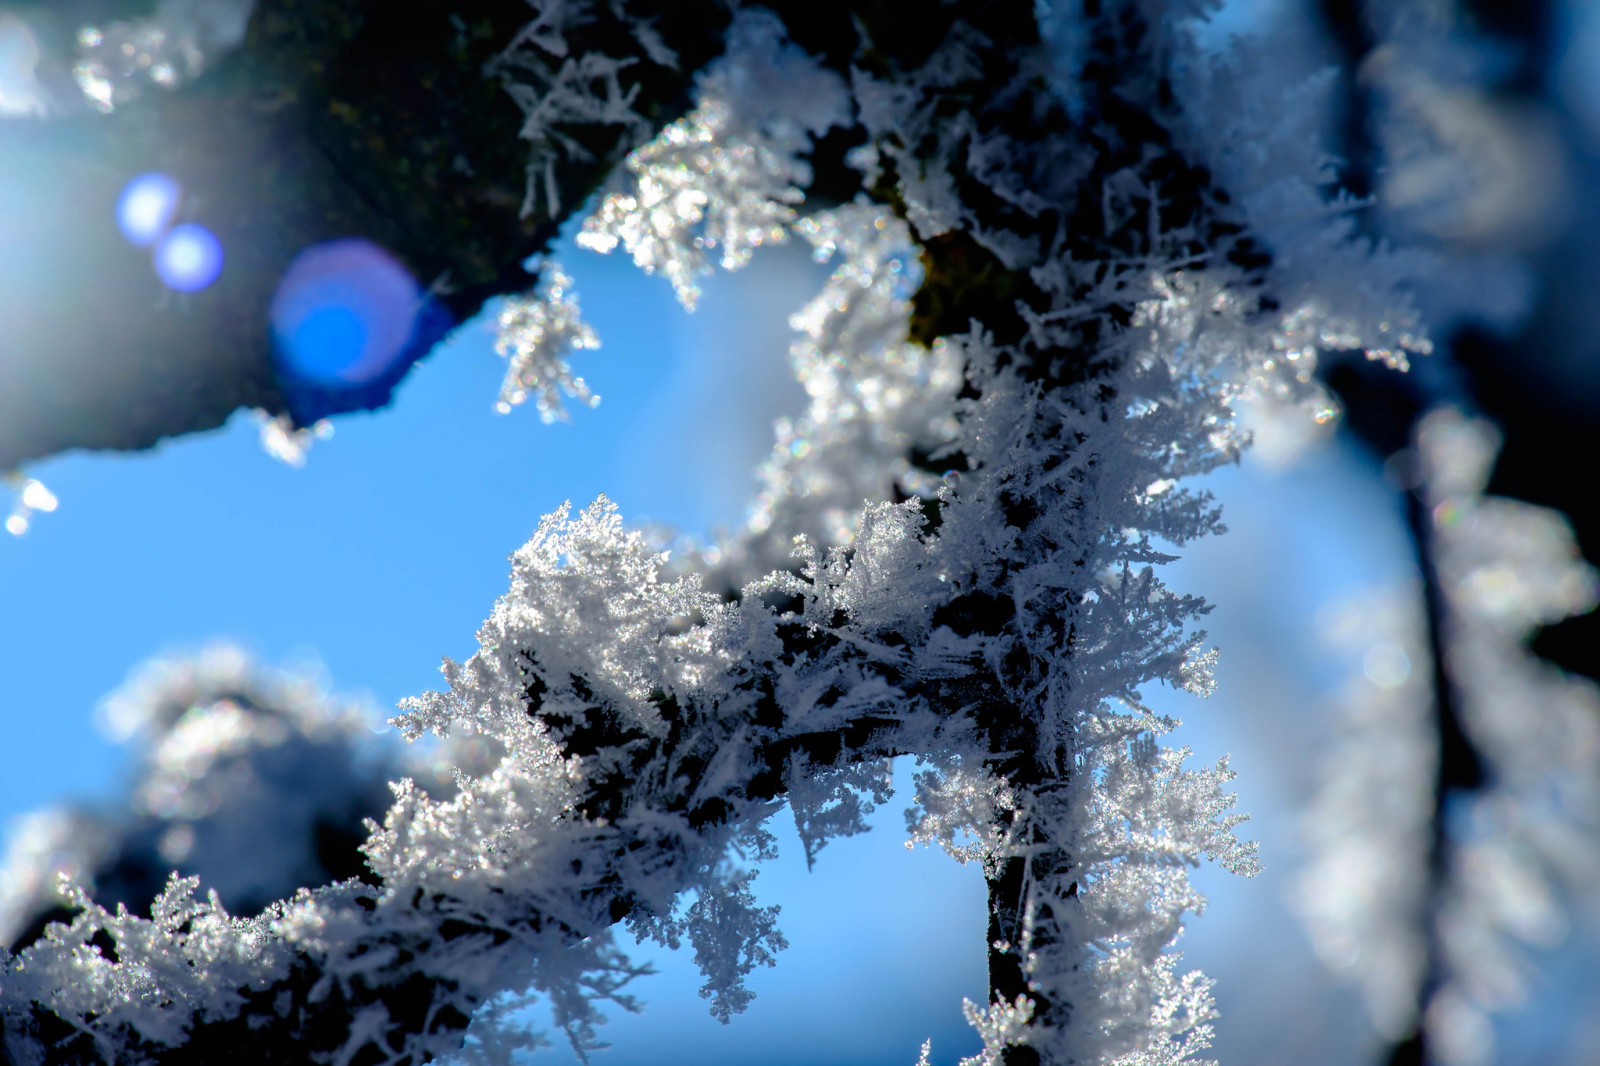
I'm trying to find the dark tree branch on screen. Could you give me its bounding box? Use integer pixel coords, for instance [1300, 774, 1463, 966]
[0, 0, 731, 469]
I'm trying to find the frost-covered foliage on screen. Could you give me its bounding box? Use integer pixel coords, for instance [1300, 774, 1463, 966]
[1162, 19, 1435, 466]
[1, 3, 1470, 1064]
[6, 875, 289, 1060]
[577, 9, 850, 309]
[573, 15, 960, 577]
[1294, 589, 1435, 1039]
[1353, 2, 1566, 324]
[492, 262, 601, 421]
[717, 202, 963, 577]
[1420, 410, 1600, 1065]
[492, 0, 682, 220]
[1293, 409, 1600, 1065]
[70, 0, 254, 113]
[0, 644, 394, 952]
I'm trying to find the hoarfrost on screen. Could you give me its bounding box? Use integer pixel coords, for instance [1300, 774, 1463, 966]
[71, 0, 254, 112]
[0, 3, 1477, 1063]
[577, 9, 849, 309]
[1422, 409, 1600, 1065]
[1294, 590, 1435, 1039]
[1294, 409, 1600, 1064]
[3, 474, 56, 537]
[255, 411, 333, 468]
[493, 262, 601, 421]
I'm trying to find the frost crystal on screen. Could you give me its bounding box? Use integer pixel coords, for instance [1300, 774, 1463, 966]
[492, 0, 663, 219]
[577, 9, 849, 309]
[1169, 26, 1436, 465]
[1294, 590, 1435, 1039]
[71, 0, 253, 112]
[743, 204, 961, 557]
[0, 644, 394, 952]
[1294, 409, 1600, 1065]
[9, 875, 288, 1056]
[959, 994, 1036, 1066]
[255, 410, 333, 468]
[3, 473, 57, 537]
[493, 262, 601, 421]
[1421, 409, 1600, 1066]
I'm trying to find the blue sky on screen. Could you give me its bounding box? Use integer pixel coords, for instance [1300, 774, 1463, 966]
[4, 228, 1596, 1064]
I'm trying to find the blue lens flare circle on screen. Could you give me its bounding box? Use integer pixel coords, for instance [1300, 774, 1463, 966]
[116, 173, 181, 247]
[153, 223, 224, 292]
[270, 240, 422, 387]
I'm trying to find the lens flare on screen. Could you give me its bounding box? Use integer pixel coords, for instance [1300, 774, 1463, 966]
[270, 240, 422, 386]
[116, 173, 181, 246]
[153, 223, 223, 292]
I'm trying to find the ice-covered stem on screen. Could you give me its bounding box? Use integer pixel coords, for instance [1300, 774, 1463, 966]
[1380, 459, 1488, 1066]
[0, 644, 397, 956]
[2, 559, 967, 1065]
[1317, 370, 1490, 1066]
[850, 4, 1271, 1059]
[1299, 404, 1600, 1066]
[1314, 0, 1382, 217]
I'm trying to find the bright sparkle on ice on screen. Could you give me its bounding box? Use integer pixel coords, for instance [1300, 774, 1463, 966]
[492, 262, 600, 422]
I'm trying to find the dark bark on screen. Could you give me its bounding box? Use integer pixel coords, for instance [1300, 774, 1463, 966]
[0, 0, 730, 469]
[1377, 479, 1490, 1066]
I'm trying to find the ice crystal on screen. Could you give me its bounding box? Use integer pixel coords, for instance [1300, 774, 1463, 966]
[959, 994, 1036, 1066]
[3, 474, 56, 537]
[8, 875, 288, 1055]
[667, 202, 962, 588]
[1294, 409, 1600, 1065]
[1168, 24, 1438, 464]
[1420, 409, 1600, 1066]
[749, 206, 960, 548]
[577, 9, 849, 309]
[492, 0, 666, 219]
[71, 0, 253, 112]
[493, 262, 601, 421]
[255, 410, 333, 468]
[0, 644, 395, 953]
[1294, 589, 1435, 1039]
[906, 760, 1016, 866]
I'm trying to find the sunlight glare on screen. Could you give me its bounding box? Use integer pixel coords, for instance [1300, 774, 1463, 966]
[117, 173, 183, 247]
[0, 16, 46, 117]
[153, 223, 224, 292]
